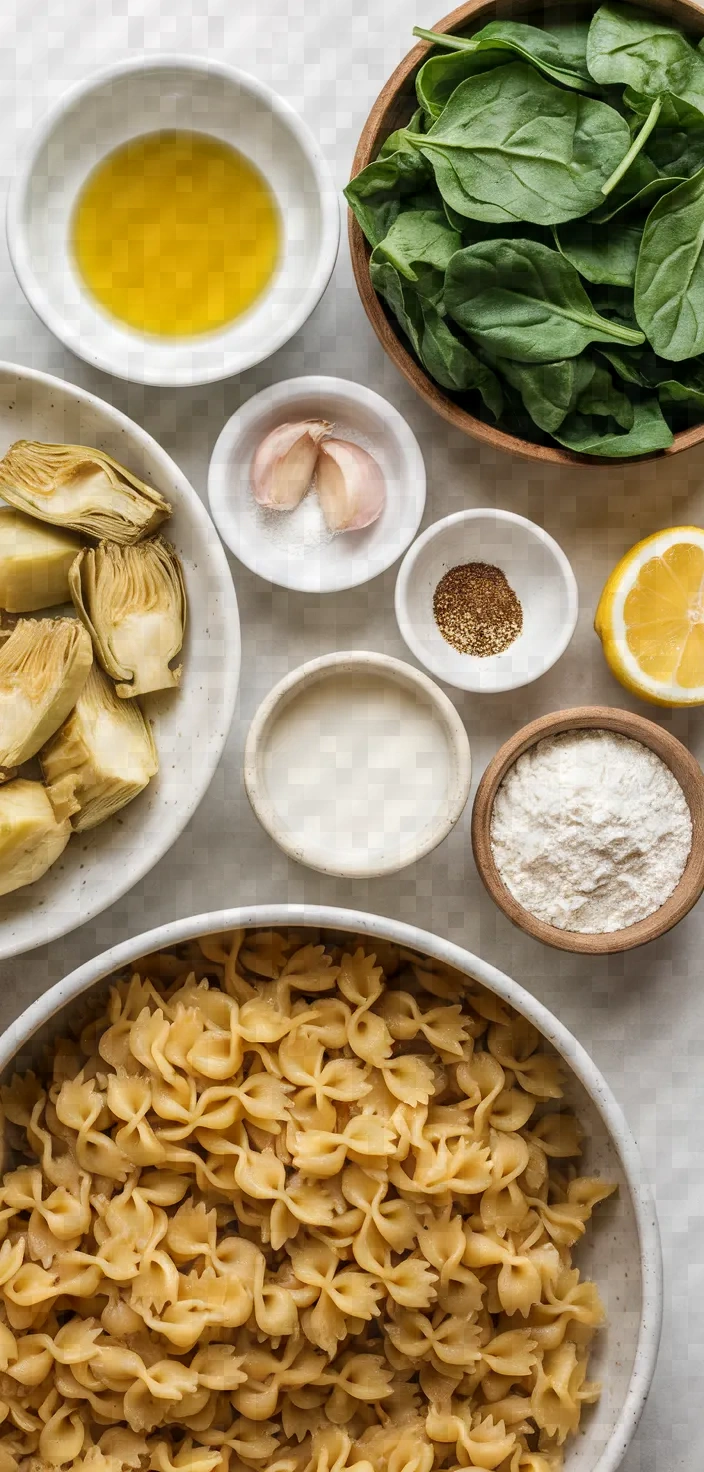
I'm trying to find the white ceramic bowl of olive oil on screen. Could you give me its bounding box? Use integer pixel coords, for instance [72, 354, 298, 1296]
[7, 56, 340, 387]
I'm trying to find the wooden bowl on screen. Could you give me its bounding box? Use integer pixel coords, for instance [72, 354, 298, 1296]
[348, 0, 704, 468]
[471, 706, 704, 953]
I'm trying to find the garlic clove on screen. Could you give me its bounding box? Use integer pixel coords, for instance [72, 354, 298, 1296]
[315, 439, 386, 533]
[251, 420, 332, 510]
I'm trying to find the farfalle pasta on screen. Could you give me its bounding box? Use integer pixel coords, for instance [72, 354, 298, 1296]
[0, 928, 615, 1472]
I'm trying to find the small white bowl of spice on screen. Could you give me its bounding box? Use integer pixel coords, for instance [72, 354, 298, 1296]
[395, 508, 578, 693]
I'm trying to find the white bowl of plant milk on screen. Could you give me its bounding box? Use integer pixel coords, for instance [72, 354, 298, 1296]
[244, 651, 472, 877]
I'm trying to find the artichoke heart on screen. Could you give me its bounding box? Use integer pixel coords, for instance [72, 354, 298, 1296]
[41, 665, 159, 832]
[0, 442, 171, 544]
[0, 508, 83, 612]
[0, 779, 71, 898]
[0, 617, 93, 769]
[69, 538, 186, 697]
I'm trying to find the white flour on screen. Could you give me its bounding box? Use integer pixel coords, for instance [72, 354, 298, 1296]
[490, 729, 692, 933]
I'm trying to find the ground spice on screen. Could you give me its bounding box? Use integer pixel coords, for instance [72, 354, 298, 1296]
[433, 561, 523, 657]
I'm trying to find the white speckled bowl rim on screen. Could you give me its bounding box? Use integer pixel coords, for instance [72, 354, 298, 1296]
[242, 651, 473, 876]
[0, 904, 662, 1472]
[0, 360, 241, 959]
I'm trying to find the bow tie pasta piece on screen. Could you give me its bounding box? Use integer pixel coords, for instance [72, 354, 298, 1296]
[377, 992, 470, 1060]
[0, 926, 615, 1472]
[381, 1054, 435, 1108]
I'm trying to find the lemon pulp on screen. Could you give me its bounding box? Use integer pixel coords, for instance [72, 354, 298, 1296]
[594, 527, 704, 705]
[623, 542, 704, 689]
[72, 131, 280, 337]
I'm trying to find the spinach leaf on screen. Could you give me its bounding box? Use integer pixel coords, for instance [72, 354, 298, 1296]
[443, 198, 473, 233]
[590, 171, 684, 223]
[403, 64, 632, 226]
[420, 306, 504, 418]
[658, 371, 704, 408]
[596, 343, 701, 397]
[576, 361, 635, 426]
[543, 19, 592, 74]
[379, 108, 426, 158]
[554, 220, 642, 285]
[491, 355, 595, 432]
[374, 210, 461, 283]
[370, 257, 425, 355]
[635, 167, 704, 358]
[413, 21, 596, 92]
[416, 49, 510, 122]
[645, 114, 704, 178]
[624, 87, 704, 130]
[553, 395, 673, 454]
[344, 149, 430, 248]
[370, 257, 503, 417]
[595, 343, 653, 384]
[445, 238, 646, 362]
[587, 3, 704, 111]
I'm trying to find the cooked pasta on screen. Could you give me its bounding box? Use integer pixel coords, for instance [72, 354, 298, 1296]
[0, 929, 615, 1472]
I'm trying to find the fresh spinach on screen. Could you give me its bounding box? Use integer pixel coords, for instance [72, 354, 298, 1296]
[554, 395, 674, 453]
[419, 305, 505, 418]
[345, 10, 704, 457]
[577, 361, 635, 426]
[378, 108, 426, 158]
[490, 355, 595, 432]
[413, 21, 596, 92]
[647, 121, 704, 177]
[587, 3, 704, 111]
[589, 171, 684, 224]
[445, 239, 645, 362]
[370, 257, 503, 417]
[373, 210, 461, 282]
[416, 49, 509, 122]
[554, 220, 642, 285]
[624, 88, 704, 130]
[656, 360, 704, 407]
[344, 148, 430, 248]
[635, 168, 704, 358]
[402, 64, 632, 226]
[596, 343, 653, 384]
[600, 95, 664, 197]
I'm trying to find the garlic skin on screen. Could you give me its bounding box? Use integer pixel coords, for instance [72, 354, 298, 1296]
[316, 439, 386, 533]
[251, 420, 332, 510]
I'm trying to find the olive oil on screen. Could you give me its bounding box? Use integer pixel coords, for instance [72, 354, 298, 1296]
[72, 131, 280, 337]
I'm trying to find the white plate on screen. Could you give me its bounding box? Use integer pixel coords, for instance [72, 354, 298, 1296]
[207, 376, 427, 592]
[7, 57, 340, 387]
[0, 903, 663, 1472]
[0, 362, 240, 960]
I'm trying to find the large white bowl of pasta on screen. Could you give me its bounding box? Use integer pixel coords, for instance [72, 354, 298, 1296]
[0, 906, 661, 1472]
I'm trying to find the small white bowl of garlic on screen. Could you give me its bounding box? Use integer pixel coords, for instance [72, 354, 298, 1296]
[207, 376, 426, 593]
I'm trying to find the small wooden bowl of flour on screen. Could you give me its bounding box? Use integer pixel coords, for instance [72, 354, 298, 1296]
[472, 707, 704, 955]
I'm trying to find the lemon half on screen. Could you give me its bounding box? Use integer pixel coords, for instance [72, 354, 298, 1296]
[595, 527, 704, 706]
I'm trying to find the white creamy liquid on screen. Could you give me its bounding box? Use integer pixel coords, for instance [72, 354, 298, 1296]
[263, 672, 453, 871]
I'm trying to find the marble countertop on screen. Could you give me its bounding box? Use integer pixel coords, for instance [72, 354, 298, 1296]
[0, 1, 701, 1465]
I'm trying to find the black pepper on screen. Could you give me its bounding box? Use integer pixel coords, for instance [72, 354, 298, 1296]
[433, 562, 523, 657]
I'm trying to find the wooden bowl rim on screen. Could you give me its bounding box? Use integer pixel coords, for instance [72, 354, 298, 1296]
[470, 705, 704, 954]
[348, 0, 704, 469]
